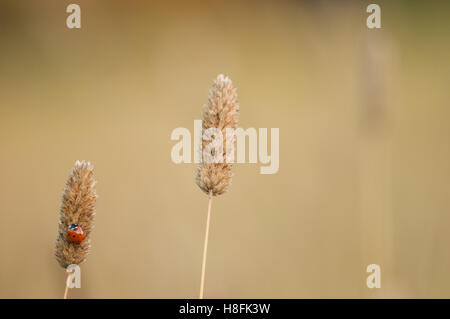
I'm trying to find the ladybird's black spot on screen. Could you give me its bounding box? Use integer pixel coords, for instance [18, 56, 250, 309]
[73, 235, 76, 238]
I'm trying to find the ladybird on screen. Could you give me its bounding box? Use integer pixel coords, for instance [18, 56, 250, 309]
[67, 224, 84, 243]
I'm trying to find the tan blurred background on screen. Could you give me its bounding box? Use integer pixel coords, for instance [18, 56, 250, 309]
[1, 0, 449, 298]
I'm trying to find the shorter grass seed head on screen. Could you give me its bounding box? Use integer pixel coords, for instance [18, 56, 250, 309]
[55, 160, 97, 268]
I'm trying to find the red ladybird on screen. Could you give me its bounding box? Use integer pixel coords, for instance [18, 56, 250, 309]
[67, 224, 84, 243]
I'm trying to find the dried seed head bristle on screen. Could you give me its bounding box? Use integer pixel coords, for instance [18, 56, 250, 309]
[55, 160, 97, 268]
[195, 74, 240, 196]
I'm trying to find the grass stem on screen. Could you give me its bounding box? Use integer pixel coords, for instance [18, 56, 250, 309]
[63, 271, 72, 299]
[199, 190, 213, 299]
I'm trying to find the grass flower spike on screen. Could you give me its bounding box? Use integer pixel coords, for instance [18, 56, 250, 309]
[196, 74, 240, 298]
[195, 74, 240, 195]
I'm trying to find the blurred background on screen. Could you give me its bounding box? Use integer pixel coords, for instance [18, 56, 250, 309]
[0, 0, 449, 298]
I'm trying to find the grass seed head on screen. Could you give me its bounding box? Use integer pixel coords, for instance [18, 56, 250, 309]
[196, 74, 240, 196]
[55, 160, 97, 268]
